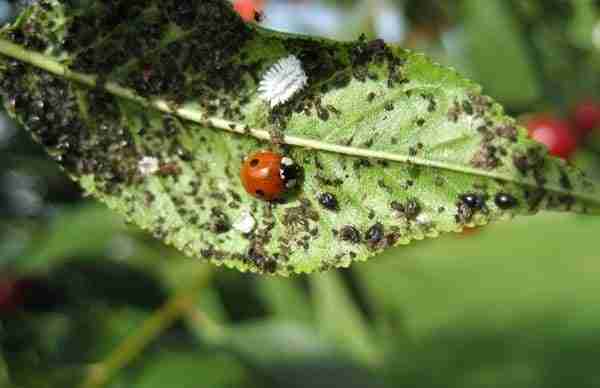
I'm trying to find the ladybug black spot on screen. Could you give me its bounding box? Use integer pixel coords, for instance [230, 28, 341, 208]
[340, 225, 361, 244]
[250, 158, 260, 167]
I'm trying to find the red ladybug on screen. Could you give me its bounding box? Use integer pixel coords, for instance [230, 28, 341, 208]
[233, 0, 264, 23]
[240, 151, 299, 200]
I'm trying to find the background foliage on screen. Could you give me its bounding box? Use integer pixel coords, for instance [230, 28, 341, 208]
[1, 0, 600, 387]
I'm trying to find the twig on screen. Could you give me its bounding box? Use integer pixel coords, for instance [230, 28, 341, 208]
[79, 266, 212, 388]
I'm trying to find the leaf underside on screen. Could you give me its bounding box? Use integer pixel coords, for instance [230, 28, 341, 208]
[0, 0, 598, 275]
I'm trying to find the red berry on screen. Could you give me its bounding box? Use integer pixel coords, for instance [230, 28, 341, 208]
[240, 151, 299, 201]
[572, 100, 600, 138]
[233, 0, 260, 22]
[0, 278, 25, 315]
[526, 116, 577, 159]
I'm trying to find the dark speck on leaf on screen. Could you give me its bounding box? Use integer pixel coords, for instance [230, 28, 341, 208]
[495, 125, 518, 142]
[460, 193, 486, 210]
[405, 198, 421, 219]
[455, 203, 473, 224]
[513, 154, 529, 175]
[560, 170, 572, 190]
[494, 193, 518, 209]
[390, 201, 404, 212]
[210, 208, 231, 234]
[318, 192, 339, 211]
[462, 100, 474, 115]
[340, 225, 361, 244]
[366, 223, 384, 247]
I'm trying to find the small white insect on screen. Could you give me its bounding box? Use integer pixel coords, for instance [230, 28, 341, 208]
[233, 211, 256, 234]
[258, 55, 308, 108]
[415, 214, 432, 228]
[138, 156, 159, 176]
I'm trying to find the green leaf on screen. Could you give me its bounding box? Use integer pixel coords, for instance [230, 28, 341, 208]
[24, 204, 127, 270]
[2, 313, 87, 388]
[359, 213, 600, 336]
[0, 0, 598, 275]
[223, 320, 382, 388]
[128, 351, 248, 388]
[224, 320, 336, 365]
[310, 271, 379, 364]
[461, 0, 540, 107]
[568, 0, 597, 49]
[21, 203, 188, 275]
[257, 277, 313, 323]
[0, 346, 11, 388]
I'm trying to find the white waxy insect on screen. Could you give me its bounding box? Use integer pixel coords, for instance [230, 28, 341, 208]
[416, 214, 432, 228]
[138, 156, 159, 176]
[233, 211, 256, 234]
[258, 55, 308, 108]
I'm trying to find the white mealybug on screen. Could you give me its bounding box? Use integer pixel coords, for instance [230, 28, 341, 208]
[233, 211, 256, 234]
[415, 214, 432, 228]
[258, 55, 308, 108]
[138, 156, 159, 176]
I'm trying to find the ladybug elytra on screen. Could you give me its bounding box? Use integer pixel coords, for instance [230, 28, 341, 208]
[240, 151, 299, 200]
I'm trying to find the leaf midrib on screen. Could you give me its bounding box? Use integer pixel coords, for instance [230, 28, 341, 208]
[0, 38, 597, 205]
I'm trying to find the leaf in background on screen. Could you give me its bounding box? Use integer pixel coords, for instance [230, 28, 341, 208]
[310, 271, 379, 364]
[225, 320, 335, 365]
[2, 312, 88, 388]
[0, 0, 598, 275]
[359, 213, 600, 336]
[20, 203, 188, 276]
[461, 0, 540, 108]
[129, 351, 248, 388]
[225, 320, 384, 388]
[568, 0, 597, 50]
[257, 277, 313, 323]
[23, 204, 127, 270]
[0, 347, 11, 388]
[87, 308, 150, 361]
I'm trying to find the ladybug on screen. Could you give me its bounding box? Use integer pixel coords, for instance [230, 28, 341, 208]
[233, 0, 264, 23]
[240, 151, 300, 200]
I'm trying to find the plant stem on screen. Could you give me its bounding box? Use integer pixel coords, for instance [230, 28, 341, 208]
[78, 266, 212, 388]
[185, 308, 228, 344]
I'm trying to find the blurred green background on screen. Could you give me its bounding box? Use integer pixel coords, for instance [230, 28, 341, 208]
[1, 1, 600, 387]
